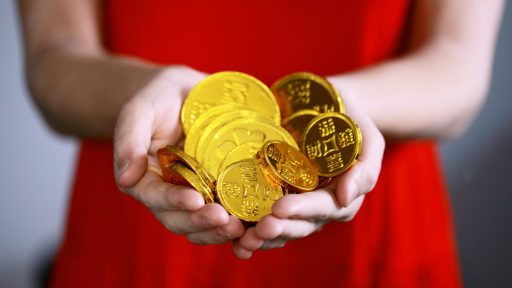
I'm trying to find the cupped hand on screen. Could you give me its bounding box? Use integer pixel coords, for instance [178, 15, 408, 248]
[113, 66, 245, 244]
[232, 86, 385, 259]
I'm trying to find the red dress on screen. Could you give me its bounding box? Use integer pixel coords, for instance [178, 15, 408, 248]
[50, 0, 461, 287]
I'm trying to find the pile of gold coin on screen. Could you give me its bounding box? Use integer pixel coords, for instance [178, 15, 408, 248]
[158, 71, 362, 223]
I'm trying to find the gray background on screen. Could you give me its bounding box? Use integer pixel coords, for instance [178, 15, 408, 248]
[1, 1, 511, 287]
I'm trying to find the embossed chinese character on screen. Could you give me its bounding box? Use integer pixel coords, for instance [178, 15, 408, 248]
[278, 165, 295, 183]
[337, 128, 355, 148]
[240, 166, 257, 183]
[190, 101, 213, 123]
[222, 81, 248, 105]
[285, 152, 302, 168]
[318, 118, 336, 137]
[222, 182, 242, 198]
[287, 81, 311, 105]
[325, 152, 344, 172]
[241, 199, 259, 217]
[267, 145, 282, 163]
[305, 140, 323, 159]
[260, 186, 280, 201]
[312, 104, 335, 113]
[298, 168, 315, 186]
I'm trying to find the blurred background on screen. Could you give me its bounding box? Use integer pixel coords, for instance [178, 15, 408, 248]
[1, 1, 511, 287]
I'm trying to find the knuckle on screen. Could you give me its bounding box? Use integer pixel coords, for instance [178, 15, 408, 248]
[186, 234, 206, 245]
[161, 216, 185, 235]
[136, 186, 152, 208]
[316, 211, 331, 221]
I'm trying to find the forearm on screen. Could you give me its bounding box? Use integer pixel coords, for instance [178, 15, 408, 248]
[330, 43, 488, 139]
[330, 0, 504, 139]
[26, 48, 162, 138]
[18, 0, 164, 138]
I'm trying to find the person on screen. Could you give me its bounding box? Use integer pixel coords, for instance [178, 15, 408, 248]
[18, 0, 504, 287]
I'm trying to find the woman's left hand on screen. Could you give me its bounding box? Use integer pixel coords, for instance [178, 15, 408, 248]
[232, 88, 385, 259]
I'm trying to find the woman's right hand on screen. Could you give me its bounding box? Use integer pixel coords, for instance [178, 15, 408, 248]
[113, 66, 245, 245]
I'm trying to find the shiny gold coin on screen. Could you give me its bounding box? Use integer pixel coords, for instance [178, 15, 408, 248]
[271, 72, 344, 119]
[184, 105, 236, 157]
[157, 145, 216, 192]
[195, 110, 276, 167]
[282, 109, 320, 142]
[217, 158, 284, 222]
[300, 112, 362, 177]
[181, 71, 281, 135]
[167, 162, 215, 204]
[217, 141, 263, 177]
[202, 118, 298, 178]
[257, 141, 319, 192]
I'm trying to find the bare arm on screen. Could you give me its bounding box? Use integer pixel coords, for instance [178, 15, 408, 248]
[329, 0, 505, 139]
[234, 0, 505, 258]
[18, 0, 246, 246]
[18, 0, 162, 137]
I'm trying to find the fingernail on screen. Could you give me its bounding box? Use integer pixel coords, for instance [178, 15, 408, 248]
[119, 159, 130, 175]
[238, 248, 253, 260]
[222, 230, 232, 239]
[243, 250, 253, 259]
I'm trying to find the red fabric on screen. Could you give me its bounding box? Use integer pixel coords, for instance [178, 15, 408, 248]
[50, 0, 461, 287]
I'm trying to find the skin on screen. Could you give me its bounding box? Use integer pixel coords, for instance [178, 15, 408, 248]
[18, 0, 504, 259]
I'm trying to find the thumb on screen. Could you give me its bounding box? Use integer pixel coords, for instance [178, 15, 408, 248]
[114, 99, 153, 188]
[334, 118, 384, 207]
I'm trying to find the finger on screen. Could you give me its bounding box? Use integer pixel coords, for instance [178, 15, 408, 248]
[157, 203, 230, 234]
[336, 195, 365, 222]
[335, 115, 384, 207]
[128, 170, 204, 212]
[237, 228, 264, 251]
[272, 190, 339, 220]
[186, 216, 245, 245]
[254, 215, 322, 240]
[273, 191, 365, 222]
[166, 65, 207, 97]
[232, 239, 253, 260]
[114, 98, 154, 188]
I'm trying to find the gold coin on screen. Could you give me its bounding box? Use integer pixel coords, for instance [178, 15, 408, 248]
[184, 105, 236, 157]
[167, 162, 215, 204]
[217, 141, 263, 177]
[257, 141, 319, 192]
[202, 118, 298, 178]
[217, 158, 284, 222]
[282, 109, 319, 142]
[194, 110, 276, 167]
[271, 72, 344, 119]
[157, 145, 216, 192]
[181, 71, 281, 135]
[300, 112, 362, 177]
